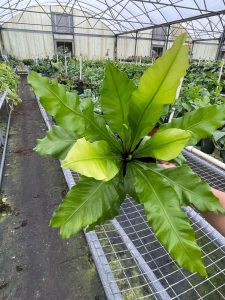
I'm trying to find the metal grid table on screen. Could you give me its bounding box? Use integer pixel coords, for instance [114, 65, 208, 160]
[71, 150, 225, 300]
[0, 93, 8, 155]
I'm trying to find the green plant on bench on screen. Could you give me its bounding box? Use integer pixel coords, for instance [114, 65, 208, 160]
[28, 34, 225, 277]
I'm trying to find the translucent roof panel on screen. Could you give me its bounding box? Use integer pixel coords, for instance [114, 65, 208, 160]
[182, 15, 225, 40]
[0, 0, 224, 39]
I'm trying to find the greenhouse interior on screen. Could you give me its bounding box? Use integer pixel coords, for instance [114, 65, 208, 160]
[1, 1, 225, 299]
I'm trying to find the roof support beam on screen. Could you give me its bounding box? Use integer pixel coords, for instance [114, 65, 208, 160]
[216, 26, 225, 60]
[0, 2, 224, 41]
[193, 38, 220, 42]
[117, 10, 225, 36]
[133, 0, 215, 14]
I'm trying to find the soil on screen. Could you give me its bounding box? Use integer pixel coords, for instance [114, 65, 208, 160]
[0, 201, 12, 214]
[0, 75, 106, 300]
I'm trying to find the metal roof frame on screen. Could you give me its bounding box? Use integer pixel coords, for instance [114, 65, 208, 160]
[0, 1, 225, 41]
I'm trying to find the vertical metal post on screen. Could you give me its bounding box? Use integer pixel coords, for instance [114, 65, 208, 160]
[165, 25, 170, 50]
[216, 26, 225, 60]
[0, 27, 5, 55]
[79, 55, 82, 80]
[150, 32, 153, 60]
[0, 110, 11, 188]
[49, 6, 56, 56]
[64, 52, 67, 76]
[218, 59, 225, 84]
[134, 31, 138, 60]
[192, 40, 195, 57]
[114, 35, 118, 60]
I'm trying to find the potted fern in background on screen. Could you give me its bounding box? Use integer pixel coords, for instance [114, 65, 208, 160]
[28, 34, 225, 277]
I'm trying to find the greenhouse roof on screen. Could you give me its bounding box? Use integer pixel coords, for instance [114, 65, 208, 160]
[0, 0, 225, 40]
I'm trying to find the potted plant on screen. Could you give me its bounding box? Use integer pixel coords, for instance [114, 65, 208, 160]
[0, 63, 21, 109]
[16, 62, 29, 75]
[28, 34, 225, 277]
[201, 137, 215, 154]
[213, 127, 225, 162]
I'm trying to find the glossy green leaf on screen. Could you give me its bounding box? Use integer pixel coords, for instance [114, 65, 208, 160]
[161, 105, 225, 145]
[35, 125, 78, 159]
[148, 164, 225, 214]
[28, 71, 84, 132]
[81, 99, 122, 152]
[61, 138, 119, 181]
[28, 72, 122, 152]
[130, 163, 207, 276]
[128, 34, 189, 151]
[134, 128, 192, 161]
[100, 63, 136, 145]
[50, 176, 120, 238]
[86, 190, 124, 232]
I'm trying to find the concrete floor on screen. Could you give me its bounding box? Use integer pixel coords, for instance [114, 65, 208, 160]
[0, 75, 106, 300]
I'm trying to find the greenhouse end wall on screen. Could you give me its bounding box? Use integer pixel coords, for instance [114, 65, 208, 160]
[0, 4, 220, 61]
[0, 5, 115, 60]
[193, 41, 219, 60]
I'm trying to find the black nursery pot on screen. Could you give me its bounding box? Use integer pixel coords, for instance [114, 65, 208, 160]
[196, 140, 202, 147]
[75, 86, 84, 95]
[75, 80, 84, 95]
[200, 138, 215, 154]
[220, 150, 225, 163]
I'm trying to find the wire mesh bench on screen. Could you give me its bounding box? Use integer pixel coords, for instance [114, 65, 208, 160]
[86, 150, 225, 300]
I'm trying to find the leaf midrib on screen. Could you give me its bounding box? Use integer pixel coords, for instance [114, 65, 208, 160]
[131, 46, 183, 150]
[150, 166, 200, 199]
[136, 168, 193, 260]
[47, 139, 76, 143]
[63, 155, 119, 166]
[39, 84, 121, 152]
[168, 107, 220, 132]
[62, 181, 105, 225]
[185, 118, 219, 131]
[149, 166, 223, 212]
[135, 135, 190, 156]
[110, 68, 128, 149]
